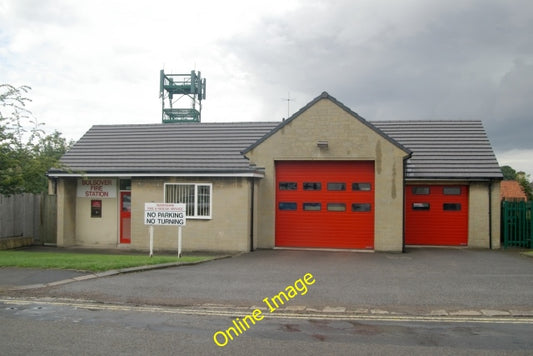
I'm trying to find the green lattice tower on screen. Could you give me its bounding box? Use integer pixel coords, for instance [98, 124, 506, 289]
[159, 70, 206, 123]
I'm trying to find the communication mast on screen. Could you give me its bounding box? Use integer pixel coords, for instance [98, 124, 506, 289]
[159, 69, 206, 123]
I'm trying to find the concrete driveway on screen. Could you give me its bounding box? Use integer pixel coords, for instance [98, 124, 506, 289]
[9, 248, 533, 315]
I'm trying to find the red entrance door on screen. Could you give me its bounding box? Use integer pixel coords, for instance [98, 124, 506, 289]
[120, 191, 131, 244]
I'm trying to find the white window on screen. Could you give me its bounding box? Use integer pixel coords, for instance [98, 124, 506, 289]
[164, 183, 212, 219]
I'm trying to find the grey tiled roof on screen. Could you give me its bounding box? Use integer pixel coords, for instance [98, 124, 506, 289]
[52, 117, 502, 180]
[373, 120, 503, 179]
[54, 122, 279, 174]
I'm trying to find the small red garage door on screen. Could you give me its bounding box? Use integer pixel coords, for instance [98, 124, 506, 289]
[405, 185, 469, 246]
[276, 161, 374, 249]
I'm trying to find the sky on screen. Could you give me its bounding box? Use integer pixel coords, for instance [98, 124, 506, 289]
[1, 0, 532, 176]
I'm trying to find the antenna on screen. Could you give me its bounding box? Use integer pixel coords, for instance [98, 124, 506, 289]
[282, 92, 295, 118]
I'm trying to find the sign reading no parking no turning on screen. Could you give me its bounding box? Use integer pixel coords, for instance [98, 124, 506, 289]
[144, 203, 186, 226]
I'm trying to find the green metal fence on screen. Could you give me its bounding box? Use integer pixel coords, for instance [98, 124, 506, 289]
[501, 201, 533, 248]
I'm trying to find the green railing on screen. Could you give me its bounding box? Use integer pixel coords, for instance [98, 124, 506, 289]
[501, 201, 533, 248]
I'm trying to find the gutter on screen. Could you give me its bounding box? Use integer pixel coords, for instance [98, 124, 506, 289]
[47, 171, 266, 179]
[405, 177, 502, 182]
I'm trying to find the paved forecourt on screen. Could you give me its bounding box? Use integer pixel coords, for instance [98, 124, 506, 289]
[4, 248, 532, 317]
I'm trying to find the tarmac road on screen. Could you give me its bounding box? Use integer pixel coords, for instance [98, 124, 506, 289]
[1, 293, 533, 355]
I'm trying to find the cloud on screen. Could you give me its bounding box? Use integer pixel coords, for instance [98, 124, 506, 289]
[221, 0, 533, 151]
[497, 149, 533, 177]
[0, 0, 80, 26]
[0, 0, 532, 175]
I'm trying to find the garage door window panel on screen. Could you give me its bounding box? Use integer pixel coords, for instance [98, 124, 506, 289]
[327, 203, 346, 212]
[412, 187, 430, 195]
[352, 203, 371, 212]
[279, 202, 297, 211]
[352, 183, 372, 191]
[443, 187, 461, 195]
[327, 182, 346, 191]
[303, 182, 322, 191]
[443, 203, 462, 211]
[412, 202, 430, 210]
[303, 203, 321, 211]
[279, 182, 297, 190]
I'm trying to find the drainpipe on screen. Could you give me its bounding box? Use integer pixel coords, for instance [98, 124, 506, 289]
[402, 153, 412, 253]
[488, 179, 493, 250]
[250, 178, 255, 252]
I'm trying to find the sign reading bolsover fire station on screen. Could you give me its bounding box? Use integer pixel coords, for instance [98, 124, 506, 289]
[77, 179, 117, 198]
[144, 203, 186, 226]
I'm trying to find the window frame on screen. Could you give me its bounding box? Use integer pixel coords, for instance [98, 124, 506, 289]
[164, 183, 212, 219]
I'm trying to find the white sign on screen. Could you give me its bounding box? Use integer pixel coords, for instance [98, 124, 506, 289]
[144, 203, 186, 226]
[77, 179, 117, 198]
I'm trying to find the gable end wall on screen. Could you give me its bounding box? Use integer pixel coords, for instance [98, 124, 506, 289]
[246, 98, 408, 252]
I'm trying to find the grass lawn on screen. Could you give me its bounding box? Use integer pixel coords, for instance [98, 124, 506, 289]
[0, 250, 214, 272]
[522, 251, 533, 258]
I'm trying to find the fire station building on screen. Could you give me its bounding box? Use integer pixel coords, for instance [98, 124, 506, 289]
[48, 92, 503, 252]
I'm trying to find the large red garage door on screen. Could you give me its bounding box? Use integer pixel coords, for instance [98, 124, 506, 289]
[275, 161, 374, 249]
[405, 185, 469, 246]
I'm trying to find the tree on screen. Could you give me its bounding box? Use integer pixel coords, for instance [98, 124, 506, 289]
[0, 84, 30, 194]
[516, 172, 533, 201]
[1, 84, 72, 195]
[500, 165, 517, 181]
